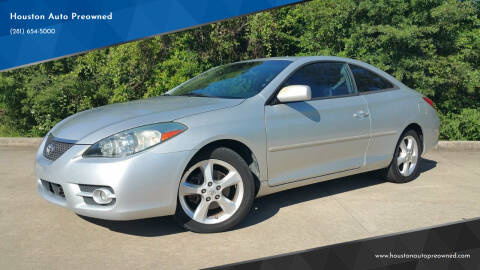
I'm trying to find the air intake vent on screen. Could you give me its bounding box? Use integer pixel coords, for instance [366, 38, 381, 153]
[41, 180, 65, 198]
[43, 135, 75, 161]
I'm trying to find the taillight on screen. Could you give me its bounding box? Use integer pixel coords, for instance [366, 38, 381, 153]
[423, 97, 435, 108]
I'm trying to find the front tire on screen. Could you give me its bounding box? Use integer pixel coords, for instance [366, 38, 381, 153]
[175, 147, 255, 233]
[386, 130, 422, 183]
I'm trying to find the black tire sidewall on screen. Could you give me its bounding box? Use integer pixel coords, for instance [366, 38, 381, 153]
[387, 130, 422, 183]
[174, 147, 255, 233]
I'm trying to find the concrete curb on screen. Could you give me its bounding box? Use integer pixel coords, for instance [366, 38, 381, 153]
[0, 137, 43, 147]
[1, 137, 479, 151]
[435, 141, 480, 151]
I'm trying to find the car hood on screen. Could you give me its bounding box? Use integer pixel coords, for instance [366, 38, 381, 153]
[51, 96, 243, 144]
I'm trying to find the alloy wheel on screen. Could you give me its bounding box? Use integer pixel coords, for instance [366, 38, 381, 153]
[396, 135, 419, 177]
[178, 159, 244, 224]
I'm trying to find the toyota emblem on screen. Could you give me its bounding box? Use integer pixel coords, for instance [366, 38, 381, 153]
[46, 143, 55, 155]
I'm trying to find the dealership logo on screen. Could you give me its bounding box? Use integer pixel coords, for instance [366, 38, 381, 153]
[46, 143, 55, 155]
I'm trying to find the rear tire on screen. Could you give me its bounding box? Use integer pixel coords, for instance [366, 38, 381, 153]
[386, 129, 422, 183]
[174, 147, 255, 233]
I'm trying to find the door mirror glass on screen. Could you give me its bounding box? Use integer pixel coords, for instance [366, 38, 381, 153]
[276, 85, 312, 103]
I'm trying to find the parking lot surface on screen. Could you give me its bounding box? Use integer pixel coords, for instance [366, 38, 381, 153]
[1, 146, 479, 269]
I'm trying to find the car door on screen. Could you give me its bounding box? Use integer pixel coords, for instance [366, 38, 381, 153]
[265, 62, 371, 186]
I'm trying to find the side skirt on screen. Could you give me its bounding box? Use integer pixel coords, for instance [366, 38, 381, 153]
[256, 162, 389, 198]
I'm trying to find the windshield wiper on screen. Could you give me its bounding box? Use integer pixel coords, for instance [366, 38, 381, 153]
[180, 93, 210, 97]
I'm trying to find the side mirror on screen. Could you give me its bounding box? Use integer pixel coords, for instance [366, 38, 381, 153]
[276, 85, 312, 103]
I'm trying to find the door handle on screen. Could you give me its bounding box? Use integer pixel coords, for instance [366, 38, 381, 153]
[353, 110, 369, 119]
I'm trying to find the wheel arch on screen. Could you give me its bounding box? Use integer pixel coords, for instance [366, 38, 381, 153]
[403, 123, 424, 153]
[184, 139, 261, 196]
[385, 122, 425, 174]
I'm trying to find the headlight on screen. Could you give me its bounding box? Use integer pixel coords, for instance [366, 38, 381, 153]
[83, 122, 187, 158]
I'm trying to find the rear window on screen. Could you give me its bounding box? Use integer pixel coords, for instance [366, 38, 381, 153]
[349, 65, 394, 92]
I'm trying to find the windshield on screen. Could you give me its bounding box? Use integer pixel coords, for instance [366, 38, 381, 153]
[169, 60, 291, 99]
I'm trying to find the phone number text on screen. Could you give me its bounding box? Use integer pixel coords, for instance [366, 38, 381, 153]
[10, 28, 56, 35]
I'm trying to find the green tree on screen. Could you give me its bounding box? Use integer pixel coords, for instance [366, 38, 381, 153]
[0, 0, 479, 139]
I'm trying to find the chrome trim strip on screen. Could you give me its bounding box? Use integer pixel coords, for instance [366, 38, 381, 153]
[300, 92, 357, 102]
[52, 136, 78, 144]
[76, 191, 116, 199]
[268, 130, 397, 152]
[77, 192, 93, 197]
[371, 130, 397, 137]
[269, 167, 360, 187]
[358, 87, 400, 95]
[268, 134, 371, 152]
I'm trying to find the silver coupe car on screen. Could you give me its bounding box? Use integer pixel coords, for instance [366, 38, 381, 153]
[35, 56, 440, 233]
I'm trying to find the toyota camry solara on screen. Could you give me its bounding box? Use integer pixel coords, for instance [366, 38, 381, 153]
[35, 56, 439, 233]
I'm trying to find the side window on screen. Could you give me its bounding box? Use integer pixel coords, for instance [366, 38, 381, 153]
[349, 65, 394, 92]
[282, 62, 355, 99]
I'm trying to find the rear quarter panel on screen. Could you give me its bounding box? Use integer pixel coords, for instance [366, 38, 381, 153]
[362, 88, 431, 169]
[416, 93, 440, 153]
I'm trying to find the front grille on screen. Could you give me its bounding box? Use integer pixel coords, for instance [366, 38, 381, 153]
[43, 135, 74, 161]
[41, 180, 65, 198]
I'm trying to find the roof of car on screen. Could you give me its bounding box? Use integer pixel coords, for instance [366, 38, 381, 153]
[240, 56, 356, 63]
[240, 56, 407, 88]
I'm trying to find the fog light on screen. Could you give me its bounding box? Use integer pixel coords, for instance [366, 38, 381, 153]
[92, 188, 114, 204]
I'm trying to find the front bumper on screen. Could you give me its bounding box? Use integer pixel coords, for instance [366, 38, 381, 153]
[35, 139, 193, 220]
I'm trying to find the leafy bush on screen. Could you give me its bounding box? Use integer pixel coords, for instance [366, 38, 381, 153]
[440, 108, 480, 140]
[0, 123, 22, 137]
